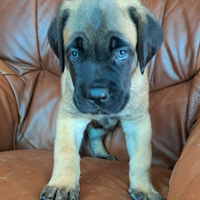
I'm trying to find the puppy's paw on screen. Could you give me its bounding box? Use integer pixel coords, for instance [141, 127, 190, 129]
[40, 185, 79, 200]
[97, 155, 117, 161]
[129, 188, 162, 200]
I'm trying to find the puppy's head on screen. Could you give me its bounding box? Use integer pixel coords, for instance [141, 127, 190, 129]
[48, 0, 163, 115]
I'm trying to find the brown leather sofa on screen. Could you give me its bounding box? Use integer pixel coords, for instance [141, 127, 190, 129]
[0, 0, 200, 199]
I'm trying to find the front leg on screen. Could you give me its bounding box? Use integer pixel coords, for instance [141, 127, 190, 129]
[40, 110, 90, 200]
[121, 113, 162, 200]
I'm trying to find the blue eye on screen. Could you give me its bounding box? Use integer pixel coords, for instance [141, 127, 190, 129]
[70, 51, 79, 61]
[117, 50, 128, 60]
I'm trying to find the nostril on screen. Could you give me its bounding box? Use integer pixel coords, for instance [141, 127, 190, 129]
[101, 93, 109, 102]
[89, 99, 94, 104]
[88, 88, 109, 104]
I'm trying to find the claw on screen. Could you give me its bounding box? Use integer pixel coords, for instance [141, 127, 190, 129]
[129, 188, 162, 200]
[40, 185, 79, 200]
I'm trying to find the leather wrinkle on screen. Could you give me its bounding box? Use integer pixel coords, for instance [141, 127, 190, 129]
[20, 136, 38, 150]
[195, 45, 200, 73]
[186, 76, 193, 138]
[2, 59, 38, 75]
[149, 73, 197, 94]
[15, 69, 56, 146]
[157, 0, 168, 27]
[163, 0, 181, 19]
[14, 68, 60, 150]
[0, 72, 19, 150]
[17, 71, 41, 141]
[2, 59, 60, 77]
[187, 75, 200, 135]
[148, 0, 167, 85]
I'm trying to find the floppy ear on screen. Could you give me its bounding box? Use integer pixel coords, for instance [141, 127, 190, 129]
[129, 7, 163, 74]
[48, 8, 69, 73]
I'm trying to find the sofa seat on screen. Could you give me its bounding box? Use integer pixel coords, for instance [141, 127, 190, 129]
[0, 150, 170, 200]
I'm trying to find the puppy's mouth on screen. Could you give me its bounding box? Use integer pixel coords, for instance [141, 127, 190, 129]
[90, 108, 108, 115]
[73, 94, 129, 115]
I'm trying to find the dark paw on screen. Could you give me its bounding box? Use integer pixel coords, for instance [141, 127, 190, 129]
[129, 189, 162, 200]
[129, 189, 146, 200]
[97, 155, 117, 161]
[40, 185, 79, 200]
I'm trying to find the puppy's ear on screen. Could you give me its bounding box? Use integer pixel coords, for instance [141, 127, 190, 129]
[48, 8, 69, 73]
[129, 7, 163, 74]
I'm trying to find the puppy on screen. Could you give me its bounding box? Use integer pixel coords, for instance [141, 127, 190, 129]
[40, 0, 163, 199]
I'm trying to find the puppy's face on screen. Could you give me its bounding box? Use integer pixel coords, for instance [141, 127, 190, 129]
[48, 0, 163, 115]
[66, 32, 135, 114]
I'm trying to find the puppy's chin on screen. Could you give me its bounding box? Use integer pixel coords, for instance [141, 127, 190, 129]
[73, 93, 130, 115]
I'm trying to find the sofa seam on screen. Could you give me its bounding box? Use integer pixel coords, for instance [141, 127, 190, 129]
[35, 0, 43, 71]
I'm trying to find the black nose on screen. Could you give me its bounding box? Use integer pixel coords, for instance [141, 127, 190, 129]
[87, 88, 109, 104]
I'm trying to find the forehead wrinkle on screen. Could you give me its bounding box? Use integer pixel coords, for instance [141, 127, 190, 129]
[65, 0, 120, 38]
[90, 7, 101, 30]
[63, 0, 137, 51]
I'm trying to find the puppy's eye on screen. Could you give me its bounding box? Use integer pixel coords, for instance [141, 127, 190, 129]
[117, 50, 128, 60]
[70, 51, 79, 61]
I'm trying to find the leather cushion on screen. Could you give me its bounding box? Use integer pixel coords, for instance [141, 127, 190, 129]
[0, 150, 170, 200]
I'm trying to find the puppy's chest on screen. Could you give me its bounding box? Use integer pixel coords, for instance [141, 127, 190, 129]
[92, 116, 119, 131]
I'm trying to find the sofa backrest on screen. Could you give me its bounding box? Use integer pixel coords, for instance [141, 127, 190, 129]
[0, 0, 200, 169]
